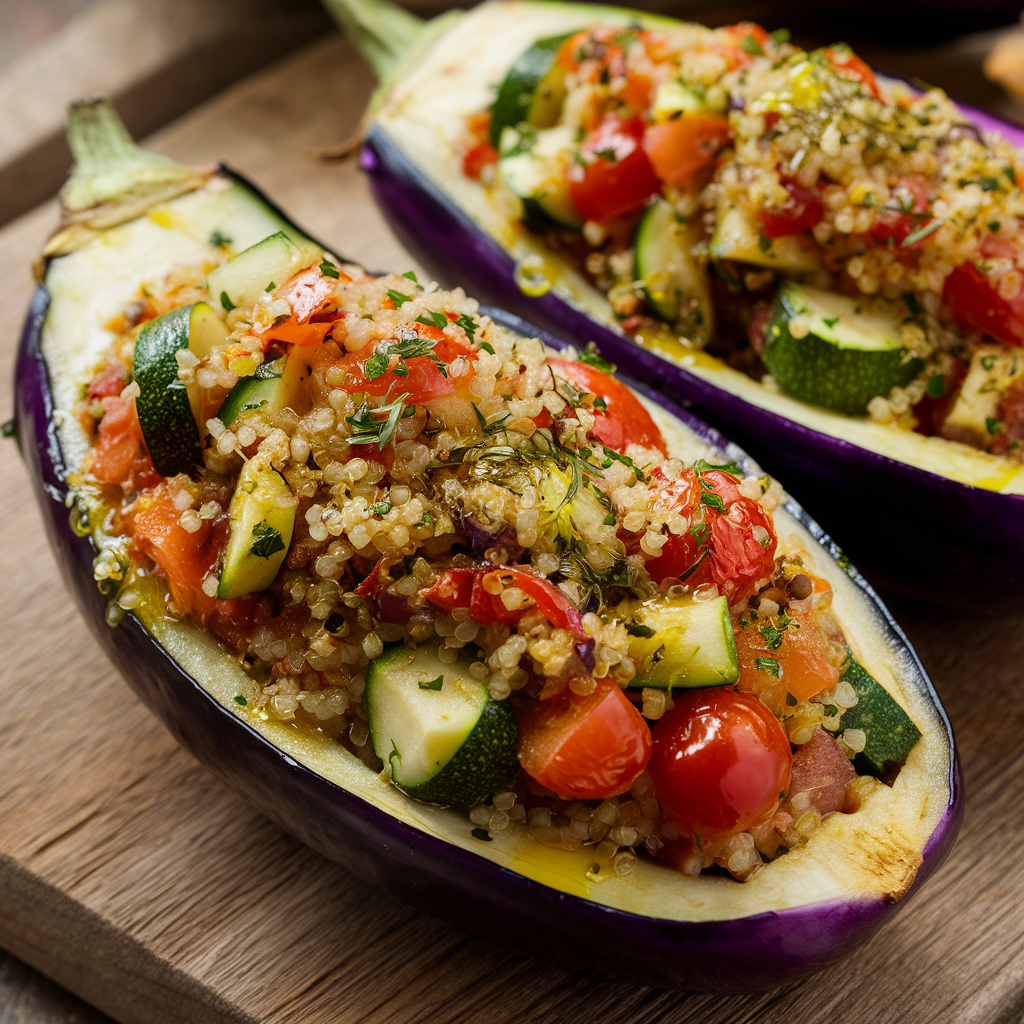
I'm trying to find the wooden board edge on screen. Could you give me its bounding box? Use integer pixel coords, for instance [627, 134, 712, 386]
[0, 852, 255, 1024]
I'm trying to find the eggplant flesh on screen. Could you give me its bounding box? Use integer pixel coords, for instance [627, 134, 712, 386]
[359, 0, 1024, 604]
[16, 142, 958, 991]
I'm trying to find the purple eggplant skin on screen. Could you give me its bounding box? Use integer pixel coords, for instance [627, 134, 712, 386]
[15, 234, 959, 991]
[360, 117, 1024, 608]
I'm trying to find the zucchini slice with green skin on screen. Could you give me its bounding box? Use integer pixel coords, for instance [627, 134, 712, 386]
[216, 353, 312, 427]
[366, 643, 519, 808]
[217, 452, 297, 599]
[133, 301, 228, 477]
[490, 32, 573, 147]
[497, 125, 583, 230]
[625, 595, 739, 689]
[710, 206, 820, 274]
[207, 230, 319, 315]
[763, 282, 924, 416]
[635, 198, 713, 346]
[838, 652, 922, 781]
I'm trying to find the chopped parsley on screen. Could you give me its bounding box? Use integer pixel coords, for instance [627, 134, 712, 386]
[418, 675, 444, 691]
[402, 270, 422, 287]
[479, 340, 495, 355]
[978, 176, 1002, 192]
[1005, 165, 1018, 185]
[372, 500, 393, 517]
[770, 27, 791, 43]
[456, 313, 478, 342]
[209, 230, 232, 248]
[785, 692, 798, 707]
[758, 232, 772, 253]
[981, 354, 997, 371]
[739, 33, 764, 55]
[250, 520, 285, 560]
[364, 350, 391, 381]
[319, 259, 341, 279]
[386, 289, 413, 307]
[415, 310, 448, 330]
[594, 147, 619, 162]
[822, 316, 839, 329]
[234, 694, 248, 706]
[986, 416, 1001, 435]
[926, 374, 945, 399]
[758, 622, 783, 650]
[603, 511, 616, 526]
[623, 621, 657, 638]
[989, 220, 1002, 233]
[579, 341, 615, 373]
[265, 282, 276, 292]
[601, 446, 644, 481]
[220, 291, 236, 312]
[472, 403, 511, 436]
[755, 656, 781, 677]
[346, 395, 413, 448]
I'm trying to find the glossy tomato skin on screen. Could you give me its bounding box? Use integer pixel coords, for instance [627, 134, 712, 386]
[649, 689, 792, 845]
[569, 117, 661, 223]
[546, 358, 667, 455]
[943, 262, 1024, 348]
[762, 181, 823, 239]
[518, 684, 652, 800]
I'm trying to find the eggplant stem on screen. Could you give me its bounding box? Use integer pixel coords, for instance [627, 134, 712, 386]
[61, 99, 196, 213]
[320, 0, 427, 81]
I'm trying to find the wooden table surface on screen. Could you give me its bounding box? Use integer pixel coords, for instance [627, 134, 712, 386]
[4, 19, 1024, 1024]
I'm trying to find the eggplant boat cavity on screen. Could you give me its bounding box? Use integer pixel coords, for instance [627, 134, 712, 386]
[340, 0, 1024, 601]
[14, 100, 958, 991]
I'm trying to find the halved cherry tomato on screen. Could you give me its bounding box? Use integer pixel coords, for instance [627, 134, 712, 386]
[762, 181, 823, 238]
[518, 683, 652, 799]
[870, 175, 931, 245]
[90, 396, 161, 490]
[943, 261, 1024, 348]
[824, 45, 883, 101]
[645, 467, 776, 601]
[423, 566, 587, 639]
[545, 358, 667, 455]
[734, 610, 840, 714]
[642, 115, 731, 189]
[648, 688, 792, 845]
[569, 117, 661, 223]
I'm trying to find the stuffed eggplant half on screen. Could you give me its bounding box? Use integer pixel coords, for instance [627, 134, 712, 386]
[342, 0, 1024, 602]
[14, 101, 958, 992]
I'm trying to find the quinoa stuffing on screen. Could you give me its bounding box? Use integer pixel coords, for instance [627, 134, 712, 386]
[77, 237, 917, 882]
[463, 20, 1024, 456]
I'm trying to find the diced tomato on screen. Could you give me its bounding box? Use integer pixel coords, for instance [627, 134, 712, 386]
[788, 728, 855, 817]
[87, 364, 127, 402]
[569, 117, 661, 223]
[620, 72, 652, 115]
[762, 181, 823, 238]
[715, 23, 772, 69]
[824, 45, 883, 101]
[870, 175, 932, 245]
[132, 483, 227, 620]
[423, 566, 587, 639]
[648, 688, 792, 845]
[642, 115, 731, 189]
[545, 358, 667, 455]
[734, 609, 841, 714]
[943, 261, 1024, 348]
[517, 683, 652, 799]
[277, 266, 340, 324]
[645, 466, 777, 601]
[463, 141, 498, 179]
[90, 396, 161, 490]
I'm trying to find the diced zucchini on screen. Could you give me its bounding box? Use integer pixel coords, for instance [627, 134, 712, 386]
[649, 80, 727, 122]
[940, 344, 1024, 449]
[497, 125, 583, 230]
[216, 352, 311, 427]
[366, 643, 519, 808]
[490, 32, 573, 147]
[763, 281, 923, 416]
[133, 300, 228, 477]
[623, 595, 739, 690]
[206, 230, 319, 315]
[710, 205, 820, 273]
[634, 197, 714, 345]
[838, 652, 922, 781]
[217, 452, 297, 599]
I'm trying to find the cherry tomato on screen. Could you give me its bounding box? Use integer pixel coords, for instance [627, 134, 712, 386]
[569, 117, 661, 223]
[645, 467, 777, 600]
[518, 684, 652, 799]
[733, 609, 840, 714]
[824, 45, 883, 101]
[870, 175, 931, 246]
[943, 262, 1024, 348]
[642, 115, 731, 189]
[762, 181, 823, 238]
[648, 689, 792, 845]
[545, 358, 667, 455]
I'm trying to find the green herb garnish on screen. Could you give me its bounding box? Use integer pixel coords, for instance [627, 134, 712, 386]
[758, 622, 783, 650]
[251, 520, 285, 560]
[418, 675, 444, 691]
[756, 656, 781, 677]
[579, 341, 615, 373]
[320, 259, 341, 279]
[220, 291, 236, 312]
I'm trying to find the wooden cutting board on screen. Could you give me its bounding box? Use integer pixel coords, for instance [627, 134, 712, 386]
[2, 29, 1024, 1024]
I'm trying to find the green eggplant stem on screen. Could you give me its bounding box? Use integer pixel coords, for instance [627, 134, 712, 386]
[320, 0, 428, 81]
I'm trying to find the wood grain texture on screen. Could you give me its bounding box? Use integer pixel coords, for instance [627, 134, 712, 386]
[0, 27, 1022, 1024]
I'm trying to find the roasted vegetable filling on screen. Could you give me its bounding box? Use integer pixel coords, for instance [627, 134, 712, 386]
[463, 20, 1024, 457]
[77, 232, 921, 882]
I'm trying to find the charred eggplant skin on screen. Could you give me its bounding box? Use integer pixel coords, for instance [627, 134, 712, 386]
[359, 97, 1024, 606]
[15, 156, 960, 991]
